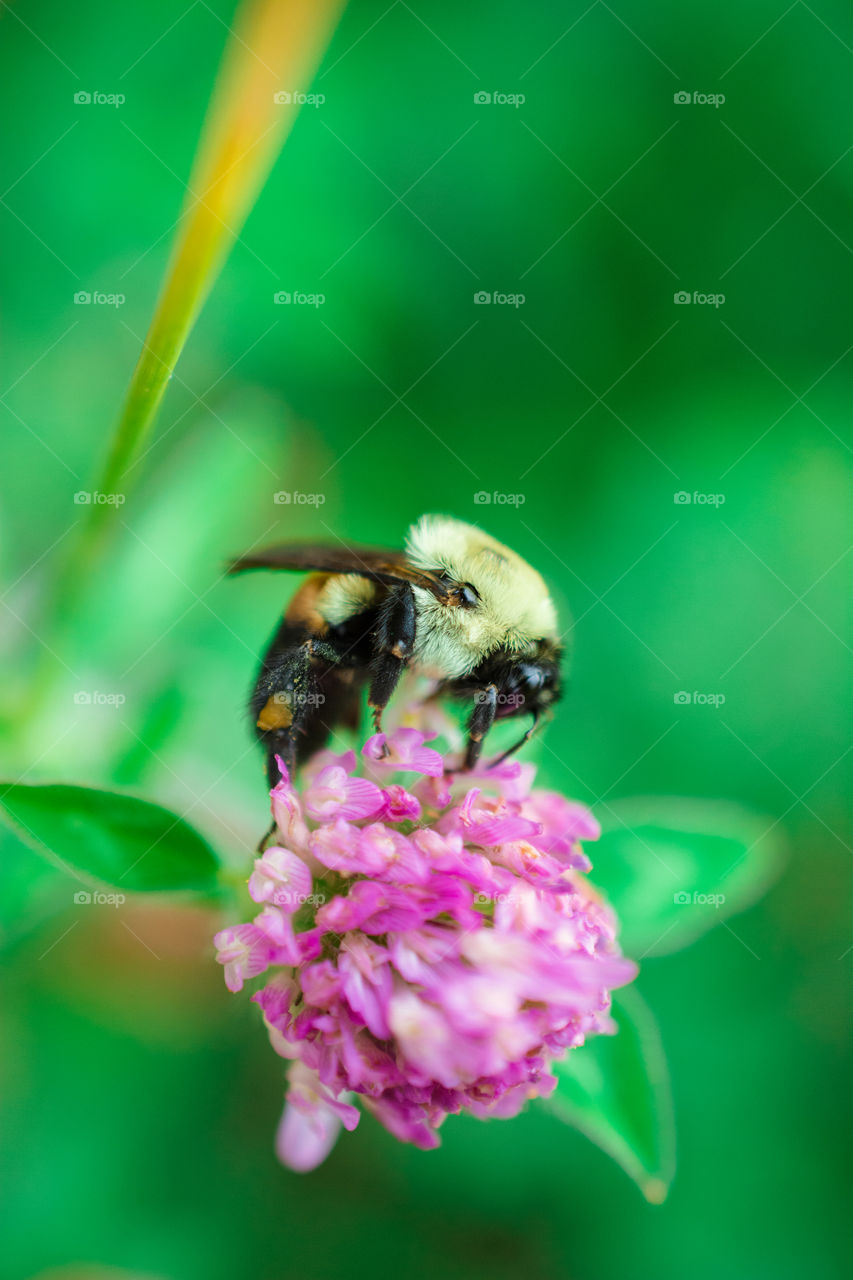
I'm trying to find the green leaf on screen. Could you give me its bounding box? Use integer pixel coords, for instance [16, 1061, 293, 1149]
[549, 988, 675, 1202]
[0, 822, 75, 948]
[0, 782, 221, 896]
[592, 797, 783, 957]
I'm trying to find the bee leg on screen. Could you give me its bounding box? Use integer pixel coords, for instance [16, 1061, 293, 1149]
[253, 635, 328, 779]
[463, 684, 498, 770]
[368, 584, 416, 738]
[264, 734, 296, 789]
[255, 819, 277, 854]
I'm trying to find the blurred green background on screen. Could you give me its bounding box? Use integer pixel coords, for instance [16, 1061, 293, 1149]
[1, 0, 851, 1277]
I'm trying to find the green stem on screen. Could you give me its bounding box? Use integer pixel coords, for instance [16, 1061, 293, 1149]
[35, 0, 347, 652]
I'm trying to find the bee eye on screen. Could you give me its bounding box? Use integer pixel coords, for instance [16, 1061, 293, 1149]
[432, 570, 479, 608]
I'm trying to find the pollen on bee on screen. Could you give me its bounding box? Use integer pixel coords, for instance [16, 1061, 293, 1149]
[257, 693, 293, 731]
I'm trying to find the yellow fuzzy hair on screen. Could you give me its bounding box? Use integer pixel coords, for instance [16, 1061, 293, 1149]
[405, 514, 557, 678]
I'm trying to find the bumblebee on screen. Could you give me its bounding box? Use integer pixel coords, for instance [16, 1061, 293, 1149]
[229, 515, 563, 782]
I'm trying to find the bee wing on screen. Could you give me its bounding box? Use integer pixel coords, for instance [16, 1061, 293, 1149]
[227, 543, 452, 602]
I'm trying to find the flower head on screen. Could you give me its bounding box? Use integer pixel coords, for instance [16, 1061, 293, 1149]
[214, 727, 636, 1170]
